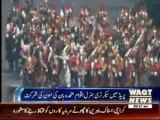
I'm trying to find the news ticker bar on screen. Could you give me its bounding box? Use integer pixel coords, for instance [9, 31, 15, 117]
[14, 87, 160, 102]
[0, 103, 159, 120]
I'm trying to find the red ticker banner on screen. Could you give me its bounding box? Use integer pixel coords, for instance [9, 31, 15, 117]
[0, 103, 159, 120]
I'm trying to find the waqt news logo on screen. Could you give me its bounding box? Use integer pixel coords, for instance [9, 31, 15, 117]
[128, 89, 152, 109]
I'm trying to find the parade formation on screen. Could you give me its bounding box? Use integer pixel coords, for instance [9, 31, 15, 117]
[5, 0, 160, 88]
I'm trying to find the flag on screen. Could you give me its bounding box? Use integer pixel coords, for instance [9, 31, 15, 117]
[125, 45, 138, 57]
[60, 3, 65, 17]
[131, 45, 139, 54]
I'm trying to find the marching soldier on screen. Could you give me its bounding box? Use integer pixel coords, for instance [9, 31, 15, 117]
[5, 2, 160, 88]
[69, 50, 79, 87]
[150, 58, 160, 87]
[128, 57, 136, 76]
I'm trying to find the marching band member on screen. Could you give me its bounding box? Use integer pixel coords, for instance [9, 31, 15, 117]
[5, 2, 160, 88]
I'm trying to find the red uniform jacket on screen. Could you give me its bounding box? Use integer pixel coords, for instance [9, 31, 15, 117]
[84, 60, 91, 70]
[35, 28, 41, 38]
[69, 56, 79, 66]
[95, 61, 102, 70]
[128, 63, 135, 72]
[152, 63, 160, 73]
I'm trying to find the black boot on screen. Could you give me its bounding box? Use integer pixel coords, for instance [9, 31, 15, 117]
[8, 60, 14, 72]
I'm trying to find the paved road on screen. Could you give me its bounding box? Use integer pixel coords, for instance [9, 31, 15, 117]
[1, 0, 135, 102]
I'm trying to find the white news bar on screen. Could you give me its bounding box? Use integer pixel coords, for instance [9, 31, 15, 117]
[128, 104, 152, 109]
[129, 96, 151, 97]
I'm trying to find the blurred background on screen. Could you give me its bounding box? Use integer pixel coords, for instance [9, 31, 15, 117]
[1, 0, 160, 102]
